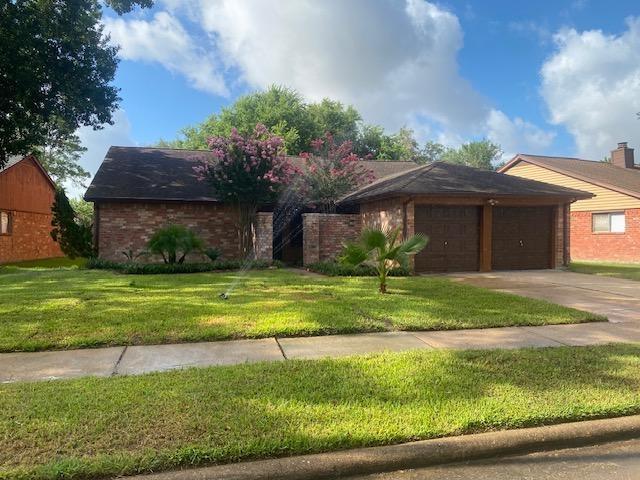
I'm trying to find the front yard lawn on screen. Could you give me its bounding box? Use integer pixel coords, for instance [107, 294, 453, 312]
[2, 344, 640, 480]
[0, 268, 602, 352]
[569, 261, 640, 282]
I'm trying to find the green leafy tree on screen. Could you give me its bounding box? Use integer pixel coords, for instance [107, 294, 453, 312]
[162, 86, 371, 156]
[165, 86, 314, 154]
[69, 197, 94, 226]
[421, 141, 446, 164]
[340, 227, 428, 293]
[354, 125, 426, 162]
[147, 225, 204, 264]
[441, 139, 503, 170]
[50, 187, 93, 258]
[0, 0, 152, 168]
[379, 127, 426, 162]
[35, 131, 90, 187]
[307, 99, 361, 142]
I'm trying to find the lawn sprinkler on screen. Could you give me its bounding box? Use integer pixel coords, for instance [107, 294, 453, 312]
[219, 292, 229, 300]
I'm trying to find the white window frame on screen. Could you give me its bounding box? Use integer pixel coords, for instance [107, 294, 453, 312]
[592, 211, 625, 233]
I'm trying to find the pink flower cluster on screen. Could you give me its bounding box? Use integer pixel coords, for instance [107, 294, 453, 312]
[299, 132, 374, 211]
[195, 124, 299, 203]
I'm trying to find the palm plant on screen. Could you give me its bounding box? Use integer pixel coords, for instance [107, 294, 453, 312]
[340, 227, 428, 293]
[147, 225, 204, 264]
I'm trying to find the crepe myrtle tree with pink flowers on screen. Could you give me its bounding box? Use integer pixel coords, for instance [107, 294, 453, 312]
[195, 124, 298, 258]
[300, 133, 374, 213]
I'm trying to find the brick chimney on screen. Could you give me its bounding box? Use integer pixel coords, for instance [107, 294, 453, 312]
[611, 142, 635, 168]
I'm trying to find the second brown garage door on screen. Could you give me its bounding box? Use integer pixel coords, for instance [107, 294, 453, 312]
[492, 206, 553, 270]
[414, 205, 480, 273]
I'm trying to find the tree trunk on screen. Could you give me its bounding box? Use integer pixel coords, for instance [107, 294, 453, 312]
[378, 264, 388, 294]
[238, 202, 258, 260]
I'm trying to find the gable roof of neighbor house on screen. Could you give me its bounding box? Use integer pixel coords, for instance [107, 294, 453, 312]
[84, 146, 418, 202]
[0, 155, 56, 189]
[499, 154, 640, 200]
[340, 161, 593, 204]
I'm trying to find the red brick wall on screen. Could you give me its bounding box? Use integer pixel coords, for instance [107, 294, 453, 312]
[360, 198, 408, 234]
[96, 201, 242, 262]
[302, 213, 361, 265]
[570, 209, 640, 263]
[0, 211, 62, 263]
[0, 157, 62, 264]
[361, 198, 415, 270]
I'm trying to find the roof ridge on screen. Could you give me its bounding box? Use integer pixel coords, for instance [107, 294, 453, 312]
[107, 146, 418, 163]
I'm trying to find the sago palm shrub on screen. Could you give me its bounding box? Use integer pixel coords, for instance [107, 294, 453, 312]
[340, 226, 428, 293]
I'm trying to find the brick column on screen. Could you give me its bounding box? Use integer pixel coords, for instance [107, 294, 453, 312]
[254, 212, 273, 261]
[302, 213, 320, 266]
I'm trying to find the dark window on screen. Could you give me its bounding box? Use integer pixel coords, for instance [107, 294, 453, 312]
[592, 212, 625, 233]
[0, 211, 11, 235]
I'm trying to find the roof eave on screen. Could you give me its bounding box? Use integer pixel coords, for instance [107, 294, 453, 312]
[84, 196, 221, 203]
[500, 154, 640, 200]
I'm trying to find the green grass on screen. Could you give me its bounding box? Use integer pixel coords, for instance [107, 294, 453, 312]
[2, 344, 640, 480]
[569, 261, 640, 281]
[0, 257, 87, 270]
[0, 269, 602, 352]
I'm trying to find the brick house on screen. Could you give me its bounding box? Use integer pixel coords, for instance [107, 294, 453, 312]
[86, 147, 591, 272]
[500, 142, 640, 263]
[0, 155, 63, 264]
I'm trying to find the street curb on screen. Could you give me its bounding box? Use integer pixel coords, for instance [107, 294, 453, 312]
[135, 414, 640, 480]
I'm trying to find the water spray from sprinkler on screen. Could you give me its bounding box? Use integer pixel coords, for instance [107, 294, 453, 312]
[219, 292, 229, 300]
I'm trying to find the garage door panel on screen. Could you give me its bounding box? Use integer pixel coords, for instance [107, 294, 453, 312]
[492, 207, 552, 270]
[415, 205, 480, 273]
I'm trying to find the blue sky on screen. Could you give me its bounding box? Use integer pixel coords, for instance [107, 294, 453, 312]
[73, 0, 640, 196]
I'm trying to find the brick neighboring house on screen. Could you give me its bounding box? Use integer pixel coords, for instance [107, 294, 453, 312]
[0, 155, 63, 264]
[500, 142, 640, 263]
[86, 147, 591, 272]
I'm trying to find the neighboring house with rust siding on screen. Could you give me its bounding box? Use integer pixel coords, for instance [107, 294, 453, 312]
[500, 142, 640, 263]
[0, 155, 63, 264]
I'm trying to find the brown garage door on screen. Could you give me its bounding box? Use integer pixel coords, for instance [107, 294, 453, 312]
[492, 206, 553, 270]
[414, 205, 480, 273]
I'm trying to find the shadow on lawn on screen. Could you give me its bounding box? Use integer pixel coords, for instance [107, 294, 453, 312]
[3, 344, 640, 479]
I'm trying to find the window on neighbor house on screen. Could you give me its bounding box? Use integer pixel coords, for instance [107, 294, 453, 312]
[0, 211, 10, 235]
[592, 212, 625, 233]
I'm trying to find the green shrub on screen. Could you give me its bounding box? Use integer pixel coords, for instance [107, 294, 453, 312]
[86, 258, 281, 275]
[204, 247, 221, 262]
[307, 261, 410, 277]
[147, 225, 204, 264]
[50, 187, 94, 259]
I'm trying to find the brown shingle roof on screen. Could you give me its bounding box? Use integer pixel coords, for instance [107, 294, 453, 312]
[501, 154, 640, 199]
[84, 146, 417, 202]
[340, 162, 593, 204]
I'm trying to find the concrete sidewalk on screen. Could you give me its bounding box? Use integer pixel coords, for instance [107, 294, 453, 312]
[4, 321, 640, 383]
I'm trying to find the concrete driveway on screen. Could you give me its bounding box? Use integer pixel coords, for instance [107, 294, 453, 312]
[447, 270, 640, 324]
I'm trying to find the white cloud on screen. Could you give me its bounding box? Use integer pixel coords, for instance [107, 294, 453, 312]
[487, 109, 556, 160]
[168, 0, 488, 135]
[541, 18, 640, 159]
[152, 1, 555, 155]
[66, 110, 134, 198]
[103, 11, 228, 96]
